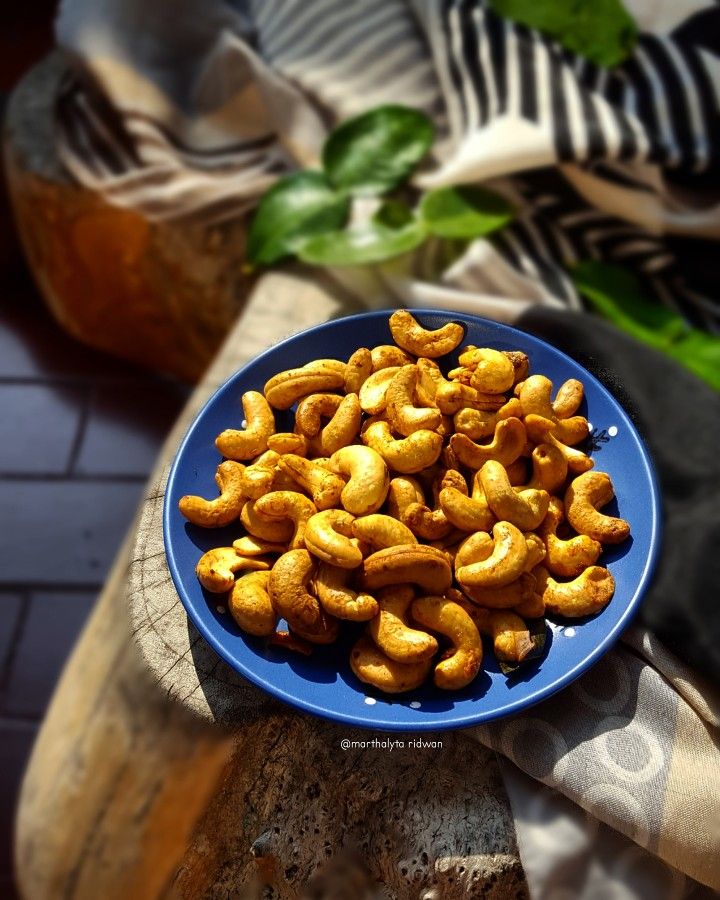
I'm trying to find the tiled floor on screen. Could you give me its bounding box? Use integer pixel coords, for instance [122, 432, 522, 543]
[0, 264, 190, 894]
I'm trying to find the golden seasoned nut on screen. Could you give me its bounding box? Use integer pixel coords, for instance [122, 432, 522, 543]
[536, 565, 615, 617]
[362, 420, 443, 475]
[269, 549, 339, 643]
[369, 585, 438, 664]
[232, 536, 288, 557]
[239, 450, 280, 500]
[526, 443, 568, 493]
[320, 393, 362, 455]
[305, 509, 363, 569]
[460, 572, 537, 609]
[295, 393, 343, 437]
[241, 500, 295, 544]
[455, 521, 528, 589]
[461, 348, 515, 394]
[386, 475, 424, 521]
[362, 545, 453, 594]
[215, 391, 275, 460]
[351, 514, 417, 550]
[228, 570, 277, 636]
[267, 432, 309, 456]
[264, 363, 345, 410]
[565, 471, 631, 545]
[454, 531, 494, 569]
[518, 376, 589, 445]
[411, 596, 482, 690]
[524, 415, 594, 474]
[450, 417, 526, 469]
[553, 378, 584, 419]
[370, 345, 415, 371]
[358, 367, 400, 414]
[277, 454, 345, 511]
[453, 398, 523, 441]
[480, 461, 549, 531]
[483, 611, 535, 663]
[438, 483, 495, 533]
[344, 347, 373, 393]
[539, 497, 602, 578]
[330, 445, 390, 516]
[350, 635, 432, 694]
[314, 562, 378, 621]
[386, 365, 443, 437]
[402, 500, 452, 541]
[254, 491, 317, 550]
[389, 310, 464, 358]
[195, 547, 270, 594]
[179, 460, 246, 528]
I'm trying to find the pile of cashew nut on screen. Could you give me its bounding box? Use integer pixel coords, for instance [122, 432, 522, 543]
[179, 310, 631, 695]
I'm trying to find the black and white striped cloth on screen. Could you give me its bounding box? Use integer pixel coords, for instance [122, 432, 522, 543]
[55, 0, 720, 325]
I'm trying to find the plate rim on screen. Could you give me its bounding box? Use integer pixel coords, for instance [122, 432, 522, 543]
[163, 308, 663, 732]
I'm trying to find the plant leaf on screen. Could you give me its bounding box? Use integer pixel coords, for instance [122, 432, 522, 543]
[322, 105, 434, 196]
[373, 199, 414, 229]
[296, 218, 427, 267]
[572, 261, 720, 392]
[247, 171, 349, 266]
[488, 0, 637, 68]
[498, 618, 548, 676]
[420, 185, 514, 239]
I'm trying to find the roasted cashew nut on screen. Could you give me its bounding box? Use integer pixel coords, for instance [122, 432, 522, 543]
[362, 420, 443, 474]
[228, 570, 277, 636]
[416, 358, 484, 415]
[455, 521, 528, 589]
[461, 348, 515, 394]
[358, 366, 400, 414]
[402, 500, 452, 541]
[539, 497, 602, 577]
[389, 310, 464, 358]
[232, 536, 288, 557]
[454, 531, 493, 569]
[518, 376, 589, 445]
[369, 585, 438, 664]
[344, 347, 373, 393]
[371, 344, 415, 370]
[438, 483, 495, 533]
[386, 365, 442, 437]
[240, 500, 295, 544]
[523, 533, 547, 572]
[450, 417, 526, 469]
[362, 544, 453, 594]
[314, 562, 378, 621]
[565, 471, 631, 545]
[215, 391, 275, 461]
[411, 596, 482, 690]
[460, 572, 537, 609]
[295, 393, 343, 437]
[386, 475, 424, 521]
[179, 460, 246, 528]
[483, 611, 535, 663]
[330, 445, 390, 515]
[453, 398, 523, 441]
[480, 460, 550, 531]
[305, 509, 364, 569]
[536, 564, 615, 617]
[267, 432, 309, 457]
[264, 362, 346, 410]
[239, 450, 280, 500]
[351, 514, 417, 550]
[350, 635, 432, 694]
[277, 453, 345, 511]
[552, 378, 584, 419]
[196, 547, 270, 593]
[525, 415, 594, 475]
[526, 443, 568, 493]
[321, 393, 362, 455]
[269, 549, 339, 643]
[254, 490, 317, 550]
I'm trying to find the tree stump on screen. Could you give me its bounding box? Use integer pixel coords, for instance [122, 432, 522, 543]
[15, 272, 526, 899]
[2, 52, 255, 381]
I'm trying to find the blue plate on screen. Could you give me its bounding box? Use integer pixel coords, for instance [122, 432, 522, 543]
[164, 309, 661, 732]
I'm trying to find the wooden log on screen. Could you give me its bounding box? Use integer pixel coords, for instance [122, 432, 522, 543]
[2, 52, 255, 381]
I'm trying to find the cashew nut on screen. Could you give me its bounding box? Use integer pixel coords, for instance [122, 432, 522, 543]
[269, 549, 339, 643]
[389, 310, 464, 358]
[344, 347, 373, 393]
[330, 445, 389, 515]
[565, 471, 631, 545]
[240, 499, 295, 544]
[450, 417, 526, 469]
[460, 348, 515, 394]
[483, 611, 535, 663]
[277, 453, 345, 511]
[416, 358, 488, 415]
[480, 461, 550, 531]
[264, 362, 345, 410]
[351, 514, 417, 550]
[239, 450, 280, 499]
[232, 535, 288, 557]
[371, 345, 414, 370]
[228, 570, 277, 636]
[539, 497, 602, 577]
[358, 366, 400, 414]
[215, 391, 275, 460]
[455, 521, 528, 588]
[453, 398, 523, 441]
[402, 500, 452, 541]
[196, 547, 270, 593]
[369, 585, 438, 663]
[361, 420, 443, 474]
[454, 531, 493, 569]
[524, 415, 594, 474]
[460, 572, 538, 609]
[519, 375, 589, 445]
[386, 476, 424, 521]
[305, 509, 364, 569]
[438, 480, 495, 532]
[552, 378, 584, 419]
[254, 491, 317, 550]
[267, 432, 309, 456]
[179, 460, 246, 527]
[314, 562, 378, 621]
[386, 365, 442, 437]
[362, 544, 453, 594]
[526, 442, 568, 493]
[411, 596, 482, 690]
[350, 635, 432, 694]
[295, 393, 343, 437]
[536, 564, 615, 617]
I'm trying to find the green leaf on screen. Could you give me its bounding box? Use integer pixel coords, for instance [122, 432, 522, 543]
[373, 199, 414, 229]
[322, 105, 434, 196]
[488, 0, 637, 68]
[572, 261, 720, 392]
[420, 185, 514, 239]
[246, 171, 349, 266]
[499, 618, 548, 676]
[296, 218, 427, 267]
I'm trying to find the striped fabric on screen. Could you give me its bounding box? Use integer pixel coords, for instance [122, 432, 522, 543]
[55, 0, 720, 326]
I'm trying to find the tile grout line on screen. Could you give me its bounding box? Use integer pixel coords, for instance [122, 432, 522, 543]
[0, 590, 31, 707]
[65, 383, 95, 477]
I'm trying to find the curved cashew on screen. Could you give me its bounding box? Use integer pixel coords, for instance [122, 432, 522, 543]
[552, 378, 584, 419]
[362, 545, 452, 594]
[457, 348, 515, 394]
[460, 572, 537, 609]
[536, 565, 615, 617]
[195, 547, 270, 593]
[240, 500, 295, 544]
[480, 461, 549, 531]
[295, 393, 343, 437]
[386, 365, 442, 437]
[232, 535, 288, 557]
[539, 497, 602, 577]
[215, 391, 275, 460]
[371, 344, 415, 371]
[389, 309, 464, 358]
[519, 376, 589, 445]
[454, 531, 493, 569]
[239, 450, 280, 500]
[386, 475, 424, 521]
[296, 393, 362, 455]
[358, 366, 400, 414]
[277, 453, 345, 511]
[228, 570, 277, 636]
[523, 533, 547, 572]
[513, 588, 546, 619]
[344, 347, 373, 393]
[450, 417, 526, 469]
[305, 509, 364, 569]
[525, 415, 594, 474]
[314, 562, 378, 621]
[484, 611, 535, 663]
[416, 358, 487, 415]
[503, 351, 531, 386]
[526, 443, 568, 493]
[179, 460, 246, 527]
[264, 362, 345, 410]
[330, 445, 389, 515]
[254, 491, 317, 550]
[369, 585, 438, 663]
[438, 480, 495, 532]
[455, 521, 528, 588]
[351, 514, 417, 550]
[565, 471, 631, 545]
[453, 398, 522, 441]
[403, 500, 452, 541]
[350, 635, 432, 694]
[269, 549, 339, 643]
[362, 420, 443, 474]
[267, 432, 309, 457]
[411, 597, 482, 690]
